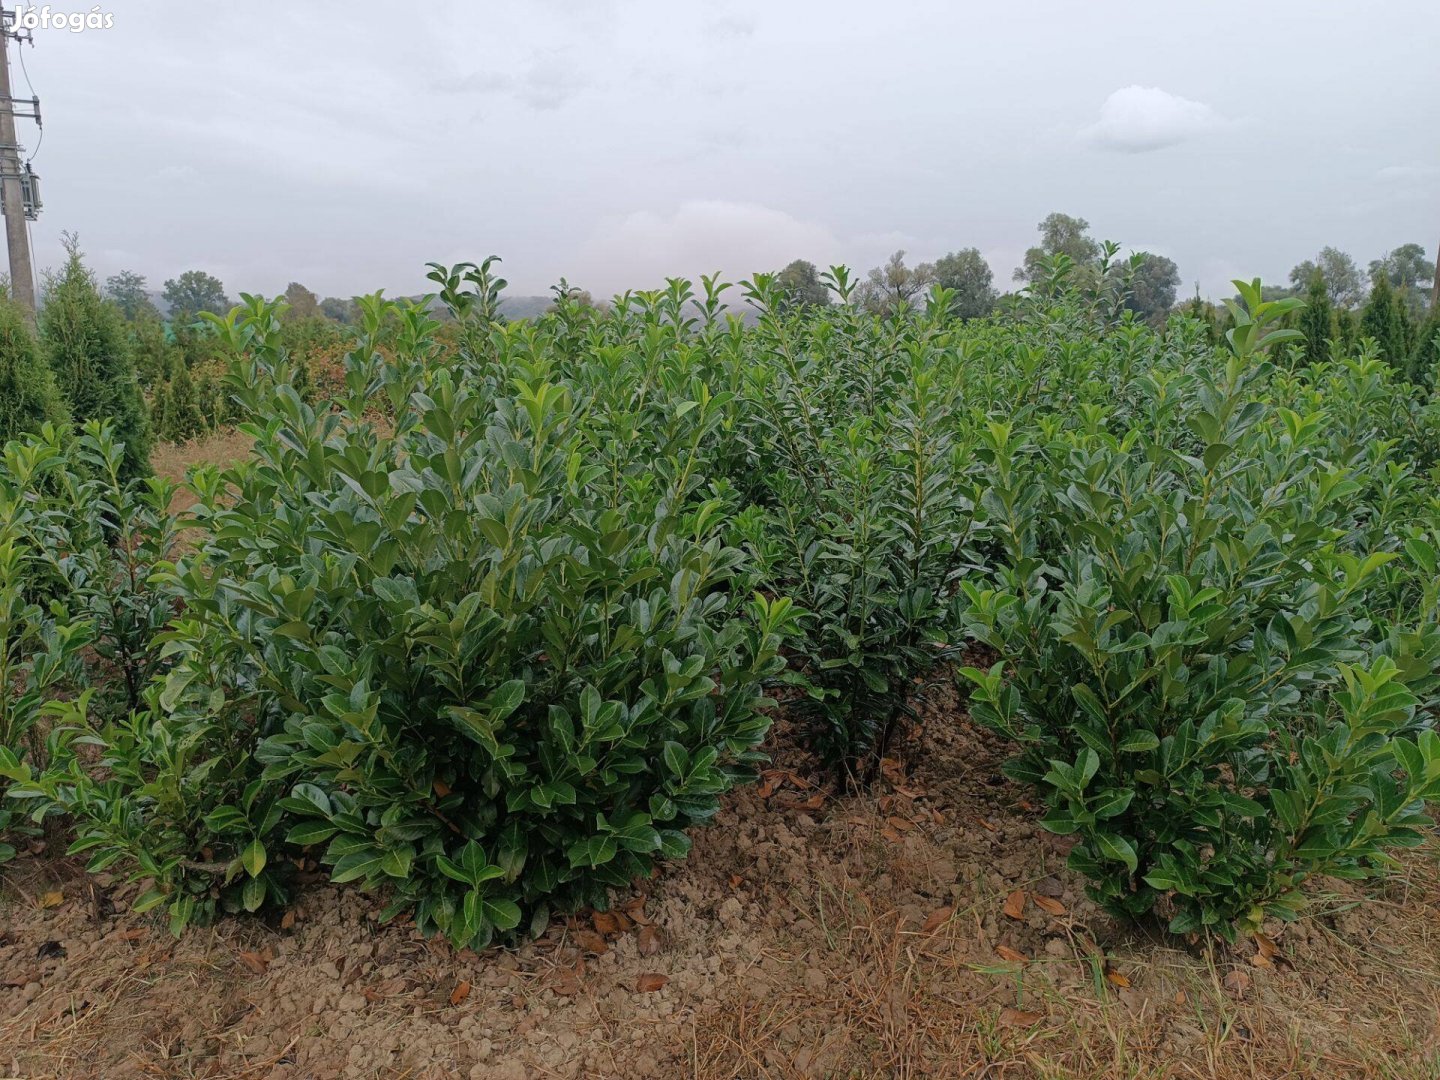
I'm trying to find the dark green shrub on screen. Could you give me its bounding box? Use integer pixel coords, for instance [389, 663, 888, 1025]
[21, 293, 795, 942]
[40, 237, 151, 480]
[959, 283, 1440, 938]
[0, 299, 68, 442]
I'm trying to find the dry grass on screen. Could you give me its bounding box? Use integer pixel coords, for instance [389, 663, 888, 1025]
[687, 827, 1440, 1080]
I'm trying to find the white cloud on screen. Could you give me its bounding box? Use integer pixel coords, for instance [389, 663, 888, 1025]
[705, 15, 756, 39]
[434, 55, 588, 111]
[1081, 86, 1228, 153]
[1376, 164, 1440, 182]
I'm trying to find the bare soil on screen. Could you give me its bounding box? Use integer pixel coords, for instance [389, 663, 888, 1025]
[4, 682, 1439, 1080]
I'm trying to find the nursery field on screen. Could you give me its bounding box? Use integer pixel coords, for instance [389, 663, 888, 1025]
[3, 256, 1440, 1078]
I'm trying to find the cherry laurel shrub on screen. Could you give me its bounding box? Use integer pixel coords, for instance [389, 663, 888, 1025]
[960, 283, 1440, 939]
[22, 291, 795, 944]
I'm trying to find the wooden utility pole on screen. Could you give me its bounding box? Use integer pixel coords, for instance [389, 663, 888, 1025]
[0, 4, 35, 315]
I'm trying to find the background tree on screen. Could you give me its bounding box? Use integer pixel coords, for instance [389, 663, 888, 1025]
[162, 269, 231, 323]
[41, 236, 151, 479]
[1298, 271, 1334, 367]
[772, 259, 831, 311]
[0, 296, 68, 441]
[1288, 247, 1365, 309]
[1121, 253, 1180, 320]
[282, 281, 320, 321]
[104, 270, 160, 322]
[1409, 305, 1440, 387]
[857, 250, 935, 314]
[1015, 212, 1102, 284]
[319, 296, 359, 324]
[1369, 243, 1432, 291]
[932, 248, 996, 319]
[1369, 243, 1431, 320]
[1360, 272, 1406, 367]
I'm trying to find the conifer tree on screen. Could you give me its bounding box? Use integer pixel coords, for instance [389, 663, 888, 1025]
[1360, 273, 1405, 367]
[40, 235, 151, 478]
[1298, 271, 1333, 368]
[1409, 306, 1440, 388]
[0, 297, 68, 441]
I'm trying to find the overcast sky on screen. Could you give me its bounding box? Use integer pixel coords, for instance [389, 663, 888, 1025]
[14, 0, 1439, 303]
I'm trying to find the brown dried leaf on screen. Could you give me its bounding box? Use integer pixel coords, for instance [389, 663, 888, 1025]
[449, 979, 471, 1006]
[236, 950, 269, 975]
[635, 972, 668, 993]
[1223, 968, 1251, 995]
[1031, 894, 1066, 917]
[885, 815, 916, 833]
[549, 971, 582, 996]
[574, 930, 608, 955]
[1002, 890, 1027, 921]
[999, 1007, 1044, 1027]
[995, 945, 1029, 965]
[39, 891, 64, 910]
[1105, 969, 1131, 988]
[280, 908, 297, 931]
[592, 911, 621, 935]
[727, 873, 744, 889]
[920, 906, 954, 934]
[432, 778, 452, 798]
[637, 925, 664, 957]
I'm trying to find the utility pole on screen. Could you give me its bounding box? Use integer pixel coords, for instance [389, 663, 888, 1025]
[0, 3, 35, 315]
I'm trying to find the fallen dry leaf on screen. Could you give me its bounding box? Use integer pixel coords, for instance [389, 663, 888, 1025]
[236, 950, 269, 975]
[1031, 894, 1066, 917]
[449, 979, 471, 1006]
[635, 972, 669, 993]
[117, 928, 147, 943]
[637, 925, 664, 956]
[39, 891, 64, 910]
[1224, 968, 1251, 995]
[592, 911, 622, 935]
[885, 815, 916, 834]
[549, 971, 582, 996]
[1106, 969, 1131, 989]
[573, 930, 608, 955]
[920, 906, 954, 934]
[995, 945, 1029, 965]
[999, 1007, 1044, 1027]
[1002, 890, 1027, 921]
[1252, 932, 1280, 969]
[280, 909, 297, 931]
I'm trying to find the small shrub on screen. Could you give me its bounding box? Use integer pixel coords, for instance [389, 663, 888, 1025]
[959, 283, 1440, 938]
[22, 293, 796, 943]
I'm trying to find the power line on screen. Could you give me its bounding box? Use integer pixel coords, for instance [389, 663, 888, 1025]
[13, 28, 37, 163]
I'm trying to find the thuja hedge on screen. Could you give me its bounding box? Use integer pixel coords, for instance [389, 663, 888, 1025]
[2, 262, 1438, 946]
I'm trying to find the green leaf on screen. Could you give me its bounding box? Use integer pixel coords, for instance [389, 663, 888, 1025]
[1094, 833, 1138, 874]
[240, 838, 267, 879]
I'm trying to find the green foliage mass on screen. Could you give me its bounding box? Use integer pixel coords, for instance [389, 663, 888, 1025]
[2, 252, 1439, 949]
[40, 240, 151, 480]
[0, 298, 68, 442]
